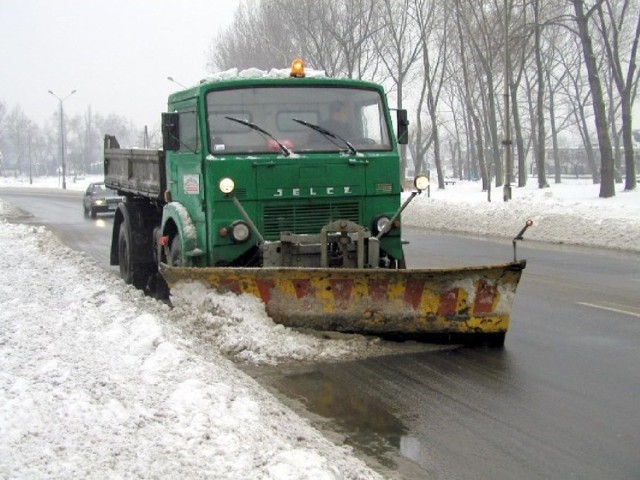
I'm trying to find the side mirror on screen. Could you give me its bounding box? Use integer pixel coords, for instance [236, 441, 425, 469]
[396, 109, 409, 145]
[162, 113, 180, 151]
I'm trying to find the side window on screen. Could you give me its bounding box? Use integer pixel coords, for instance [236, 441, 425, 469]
[178, 110, 199, 153]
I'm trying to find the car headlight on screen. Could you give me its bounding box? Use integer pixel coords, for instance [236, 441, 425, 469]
[94, 199, 105, 205]
[230, 221, 251, 243]
[373, 215, 391, 235]
[219, 177, 235, 194]
[414, 175, 429, 191]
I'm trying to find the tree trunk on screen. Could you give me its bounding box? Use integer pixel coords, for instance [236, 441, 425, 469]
[572, 0, 615, 197]
[510, 79, 527, 187]
[534, 0, 548, 189]
[621, 95, 637, 190]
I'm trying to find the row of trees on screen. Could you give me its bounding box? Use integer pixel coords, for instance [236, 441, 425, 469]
[209, 0, 639, 197]
[0, 99, 157, 183]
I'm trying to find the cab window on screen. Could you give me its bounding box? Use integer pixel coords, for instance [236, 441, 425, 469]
[178, 109, 199, 153]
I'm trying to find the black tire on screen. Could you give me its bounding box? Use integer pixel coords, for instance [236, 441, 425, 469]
[83, 204, 89, 217]
[169, 236, 183, 267]
[118, 223, 134, 284]
[90, 207, 97, 219]
[118, 222, 148, 288]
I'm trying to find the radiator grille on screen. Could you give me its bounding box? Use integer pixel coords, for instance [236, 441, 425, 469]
[263, 202, 360, 238]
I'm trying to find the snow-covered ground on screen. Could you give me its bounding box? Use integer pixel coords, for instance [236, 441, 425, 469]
[403, 177, 639, 252]
[0, 175, 638, 479]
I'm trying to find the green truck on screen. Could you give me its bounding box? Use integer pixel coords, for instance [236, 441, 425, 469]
[104, 60, 527, 346]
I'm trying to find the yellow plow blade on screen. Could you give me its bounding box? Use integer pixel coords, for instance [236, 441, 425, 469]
[160, 261, 526, 346]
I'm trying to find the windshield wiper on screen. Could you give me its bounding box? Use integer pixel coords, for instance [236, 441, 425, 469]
[292, 118, 358, 155]
[225, 116, 291, 156]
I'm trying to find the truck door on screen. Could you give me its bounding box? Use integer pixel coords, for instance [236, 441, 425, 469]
[167, 107, 206, 226]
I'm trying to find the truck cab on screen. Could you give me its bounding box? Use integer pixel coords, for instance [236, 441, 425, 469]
[159, 61, 409, 270]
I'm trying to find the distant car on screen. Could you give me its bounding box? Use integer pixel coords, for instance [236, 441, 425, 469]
[83, 182, 123, 218]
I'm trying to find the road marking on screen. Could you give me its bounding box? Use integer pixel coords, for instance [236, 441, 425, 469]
[577, 302, 640, 318]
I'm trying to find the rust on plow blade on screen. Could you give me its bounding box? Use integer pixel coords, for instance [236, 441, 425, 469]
[160, 260, 526, 346]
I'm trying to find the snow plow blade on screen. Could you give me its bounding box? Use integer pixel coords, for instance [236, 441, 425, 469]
[160, 260, 526, 346]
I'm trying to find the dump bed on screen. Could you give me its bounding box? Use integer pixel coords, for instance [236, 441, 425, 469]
[103, 135, 166, 200]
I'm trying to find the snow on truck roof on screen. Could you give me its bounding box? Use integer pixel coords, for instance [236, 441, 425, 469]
[200, 67, 327, 84]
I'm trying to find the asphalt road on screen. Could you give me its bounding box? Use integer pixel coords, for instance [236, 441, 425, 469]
[2, 187, 639, 480]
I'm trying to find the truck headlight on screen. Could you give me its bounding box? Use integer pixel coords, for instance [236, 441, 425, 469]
[219, 177, 235, 194]
[230, 221, 251, 243]
[414, 175, 429, 191]
[373, 215, 391, 235]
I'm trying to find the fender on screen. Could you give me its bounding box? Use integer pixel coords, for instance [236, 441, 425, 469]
[161, 202, 203, 267]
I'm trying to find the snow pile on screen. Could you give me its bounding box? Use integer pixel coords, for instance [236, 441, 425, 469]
[0, 220, 382, 479]
[404, 179, 640, 252]
[165, 281, 418, 366]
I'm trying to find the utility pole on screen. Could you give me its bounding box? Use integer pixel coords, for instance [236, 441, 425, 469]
[48, 89, 76, 189]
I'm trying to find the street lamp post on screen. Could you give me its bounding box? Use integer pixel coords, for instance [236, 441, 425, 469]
[167, 76, 187, 89]
[48, 89, 76, 189]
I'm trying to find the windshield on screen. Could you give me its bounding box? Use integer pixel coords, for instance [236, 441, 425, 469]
[92, 184, 117, 196]
[206, 86, 391, 155]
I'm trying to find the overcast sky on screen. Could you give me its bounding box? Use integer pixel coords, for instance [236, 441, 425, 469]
[1, 0, 241, 128]
[2, 1, 638, 137]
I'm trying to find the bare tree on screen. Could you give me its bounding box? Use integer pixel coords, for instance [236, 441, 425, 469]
[571, 0, 616, 197]
[323, 0, 383, 79]
[209, 0, 382, 78]
[284, 1, 346, 76]
[595, 0, 639, 191]
[25, 120, 41, 183]
[532, 0, 550, 188]
[208, 0, 291, 71]
[0, 100, 6, 138]
[374, 0, 423, 175]
[507, 3, 536, 188]
[457, 0, 505, 188]
[5, 106, 31, 176]
[0, 100, 6, 175]
[453, 1, 490, 190]
[555, 33, 600, 181]
[413, 0, 449, 188]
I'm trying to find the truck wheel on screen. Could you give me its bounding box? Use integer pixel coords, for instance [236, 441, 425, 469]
[118, 222, 148, 288]
[169, 236, 183, 266]
[118, 224, 134, 284]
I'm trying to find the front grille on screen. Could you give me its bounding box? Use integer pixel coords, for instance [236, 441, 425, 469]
[263, 201, 360, 238]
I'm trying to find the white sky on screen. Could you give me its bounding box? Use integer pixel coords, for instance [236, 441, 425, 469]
[1, 0, 637, 135]
[0, 0, 241, 128]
